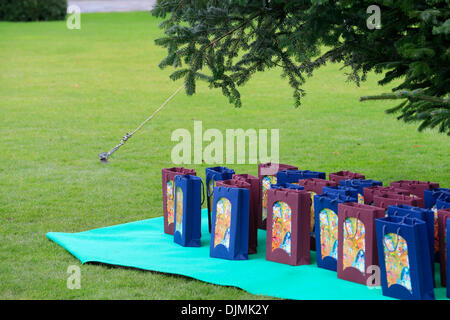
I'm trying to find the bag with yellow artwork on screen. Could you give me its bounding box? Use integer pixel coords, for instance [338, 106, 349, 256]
[375, 216, 435, 300]
[162, 167, 196, 235]
[337, 202, 385, 285]
[210, 186, 249, 260]
[173, 175, 204, 247]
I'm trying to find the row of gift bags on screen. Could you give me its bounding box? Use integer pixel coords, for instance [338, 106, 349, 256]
[161, 166, 450, 300]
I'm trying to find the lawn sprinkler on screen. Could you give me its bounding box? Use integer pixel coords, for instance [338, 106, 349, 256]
[99, 85, 184, 163]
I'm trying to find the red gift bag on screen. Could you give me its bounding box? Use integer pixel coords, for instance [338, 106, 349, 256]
[266, 188, 311, 266]
[390, 180, 439, 206]
[337, 202, 385, 285]
[216, 179, 257, 254]
[258, 162, 298, 229]
[298, 178, 338, 250]
[373, 193, 420, 211]
[438, 209, 450, 287]
[162, 167, 196, 235]
[329, 171, 365, 184]
[232, 174, 260, 254]
[363, 186, 411, 205]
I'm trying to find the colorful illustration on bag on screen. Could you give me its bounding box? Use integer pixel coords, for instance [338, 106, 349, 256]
[167, 180, 175, 225]
[208, 179, 215, 211]
[383, 233, 412, 293]
[309, 191, 317, 233]
[343, 217, 366, 273]
[433, 208, 439, 253]
[271, 201, 292, 255]
[358, 193, 364, 205]
[175, 186, 183, 236]
[319, 208, 338, 259]
[262, 175, 277, 221]
[214, 197, 232, 249]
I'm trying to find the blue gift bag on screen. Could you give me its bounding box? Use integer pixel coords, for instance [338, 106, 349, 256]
[276, 169, 326, 185]
[375, 216, 435, 300]
[322, 186, 359, 201]
[340, 179, 383, 204]
[173, 175, 203, 247]
[386, 205, 435, 282]
[447, 219, 450, 298]
[206, 167, 235, 232]
[424, 188, 450, 211]
[210, 186, 249, 260]
[314, 192, 357, 271]
[436, 193, 450, 210]
[270, 182, 305, 191]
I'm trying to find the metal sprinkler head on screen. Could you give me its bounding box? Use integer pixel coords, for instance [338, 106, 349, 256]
[99, 152, 109, 163]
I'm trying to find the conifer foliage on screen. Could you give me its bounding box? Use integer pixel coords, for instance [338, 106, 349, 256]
[152, 0, 450, 134]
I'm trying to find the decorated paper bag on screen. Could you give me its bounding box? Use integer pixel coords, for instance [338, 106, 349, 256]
[424, 188, 450, 211]
[328, 170, 365, 184]
[375, 216, 434, 300]
[390, 180, 439, 206]
[216, 179, 257, 254]
[337, 202, 385, 285]
[339, 179, 383, 204]
[298, 178, 338, 251]
[276, 169, 326, 185]
[205, 166, 235, 232]
[386, 205, 435, 283]
[210, 186, 249, 260]
[265, 188, 311, 266]
[438, 209, 450, 287]
[373, 193, 420, 211]
[314, 192, 357, 271]
[363, 186, 410, 205]
[258, 162, 298, 229]
[322, 186, 359, 200]
[232, 174, 260, 254]
[173, 175, 203, 247]
[162, 167, 196, 235]
[447, 220, 450, 298]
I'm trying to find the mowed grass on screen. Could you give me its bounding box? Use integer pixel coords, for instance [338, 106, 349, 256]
[0, 12, 448, 300]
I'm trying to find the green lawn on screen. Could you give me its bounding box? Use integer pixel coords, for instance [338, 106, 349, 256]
[0, 12, 448, 300]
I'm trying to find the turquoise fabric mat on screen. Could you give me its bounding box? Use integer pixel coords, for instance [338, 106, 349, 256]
[46, 209, 449, 300]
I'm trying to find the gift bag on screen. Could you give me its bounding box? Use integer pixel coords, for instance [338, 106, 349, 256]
[258, 162, 298, 229]
[436, 193, 450, 210]
[162, 167, 196, 235]
[314, 192, 357, 271]
[337, 202, 385, 285]
[390, 180, 439, 205]
[340, 179, 383, 204]
[447, 220, 450, 298]
[375, 216, 435, 300]
[298, 178, 338, 251]
[438, 209, 450, 287]
[173, 175, 203, 247]
[424, 188, 450, 211]
[276, 169, 326, 185]
[363, 186, 411, 205]
[205, 166, 235, 232]
[266, 188, 311, 266]
[386, 205, 435, 283]
[328, 171, 365, 184]
[322, 186, 359, 200]
[373, 193, 420, 211]
[210, 186, 249, 260]
[271, 182, 304, 191]
[216, 179, 257, 254]
[232, 174, 260, 254]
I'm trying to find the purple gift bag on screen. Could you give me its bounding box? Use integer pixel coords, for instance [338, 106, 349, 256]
[266, 188, 311, 266]
[438, 209, 450, 287]
[328, 171, 365, 184]
[258, 162, 298, 229]
[162, 167, 196, 235]
[363, 186, 411, 205]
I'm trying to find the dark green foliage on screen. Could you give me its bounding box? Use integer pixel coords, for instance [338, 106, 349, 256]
[0, 0, 67, 22]
[152, 0, 450, 134]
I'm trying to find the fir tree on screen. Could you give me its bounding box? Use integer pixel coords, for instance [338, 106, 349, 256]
[152, 0, 450, 134]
